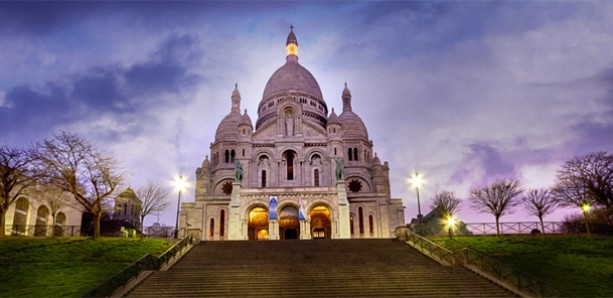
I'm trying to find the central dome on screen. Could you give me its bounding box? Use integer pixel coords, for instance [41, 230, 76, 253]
[262, 61, 324, 102]
[256, 27, 328, 130]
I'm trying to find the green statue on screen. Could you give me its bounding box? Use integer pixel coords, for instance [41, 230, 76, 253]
[234, 160, 243, 182]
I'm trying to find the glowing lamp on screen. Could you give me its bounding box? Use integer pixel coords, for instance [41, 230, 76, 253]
[445, 215, 457, 228]
[408, 172, 425, 189]
[173, 175, 189, 193]
[581, 203, 591, 213]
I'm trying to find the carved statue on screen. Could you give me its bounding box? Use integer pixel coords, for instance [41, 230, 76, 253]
[285, 110, 294, 136]
[234, 160, 243, 182]
[335, 158, 344, 181]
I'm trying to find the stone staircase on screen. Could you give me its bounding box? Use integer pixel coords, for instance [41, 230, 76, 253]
[126, 239, 515, 297]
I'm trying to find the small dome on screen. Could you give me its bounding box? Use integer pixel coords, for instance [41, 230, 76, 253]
[215, 111, 241, 141]
[339, 111, 369, 140]
[117, 188, 138, 201]
[327, 108, 340, 126]
[239, 109, 253, 127]
[372, 153, 381, 165]
[215, 85, 243, 141]
[202, 156, 210, 168]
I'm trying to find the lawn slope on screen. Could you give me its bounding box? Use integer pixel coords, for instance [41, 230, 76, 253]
[0, 237, 173, 297]
[434, 235, 613, 297]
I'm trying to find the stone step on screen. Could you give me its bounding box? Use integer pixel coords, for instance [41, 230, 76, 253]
[126, 239, 515, 297]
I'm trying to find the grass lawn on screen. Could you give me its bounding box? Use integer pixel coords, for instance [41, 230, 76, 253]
[0, 237, 174, 297]
[433, 235, 613, 297]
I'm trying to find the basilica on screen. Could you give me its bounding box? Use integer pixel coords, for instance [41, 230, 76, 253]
[179, 27, 405, 240]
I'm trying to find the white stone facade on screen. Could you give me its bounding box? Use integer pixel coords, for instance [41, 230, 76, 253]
[180, 28, 405, 241]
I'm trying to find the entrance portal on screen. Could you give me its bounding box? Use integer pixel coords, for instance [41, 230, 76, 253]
[279, 206, 300, 240]
[248, 207, 268, 240]
[310, 205, 331, 239]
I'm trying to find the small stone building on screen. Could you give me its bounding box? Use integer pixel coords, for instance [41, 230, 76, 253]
[3, 185, 82, 236]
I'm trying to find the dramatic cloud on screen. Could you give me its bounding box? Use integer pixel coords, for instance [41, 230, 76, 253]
[1, 1, 612, 225]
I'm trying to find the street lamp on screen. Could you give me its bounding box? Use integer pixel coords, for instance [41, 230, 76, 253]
[173, 175, 188, 239]
[581, 202, 591, 239]
[444, 215, 457, 238]
[409, 172, 425, 226]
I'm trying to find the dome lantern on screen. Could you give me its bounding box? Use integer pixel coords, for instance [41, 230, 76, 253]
[231, 83, 241, 113]
[286, 25, 298, 61]
[342, 82, 352, 112]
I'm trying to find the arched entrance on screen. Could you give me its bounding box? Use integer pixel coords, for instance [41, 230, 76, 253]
[12, 197, 29, 235]
[54, 212, 66, 236]
[279, 206, 299, 240]
[248, 207, 269, 240]
[35, 206, 49, 236]
[310, 205, 331, 239]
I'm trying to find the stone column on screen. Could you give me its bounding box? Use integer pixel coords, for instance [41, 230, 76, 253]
[300, 220, 310, 240]
[268, 220, 279, 240]
[336, 181, 351, 239]
[228, 182, 243, 240]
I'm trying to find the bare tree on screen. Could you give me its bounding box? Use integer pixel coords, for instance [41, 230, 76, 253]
[521, 188, 557, 234]
[0, 145, 38, 236]
[470, 179, 523, 236]
[431, 191, 462, 218]
[32, 131, 124, 238]
[136, 182, 170, 232]
[556, 151, 613, 214]
[552, 176, 595, 237]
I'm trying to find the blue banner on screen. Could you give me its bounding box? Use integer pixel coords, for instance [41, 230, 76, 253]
[299, 198, 306, 221]
[269, 196, 278, 220]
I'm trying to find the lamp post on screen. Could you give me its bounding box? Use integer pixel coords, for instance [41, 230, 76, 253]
[409, 172, 425, 226]
[173, 175, 188, 239]
[581, 202, 591, 239]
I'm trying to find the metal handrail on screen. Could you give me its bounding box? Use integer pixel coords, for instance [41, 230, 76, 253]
[82, 236, 192, 297]
[458, 248, 570, 297]
[404, 230, 461, 266]
[403, 230, 569, 297]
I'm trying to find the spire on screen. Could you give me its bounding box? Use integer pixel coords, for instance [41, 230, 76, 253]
[231, 83, 241, 112]
[286, 25, 298, 62]
[342, 82, 352, 112]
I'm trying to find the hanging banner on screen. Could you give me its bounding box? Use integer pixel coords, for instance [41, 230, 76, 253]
[299, 198, 306, 221]
[269, 196, 278, 220]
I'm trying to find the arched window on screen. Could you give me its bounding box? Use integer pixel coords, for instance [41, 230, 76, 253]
[242, 149, 245, 156]
[210, 218, 215, 238]
[220, 210, 225, 237]
[286, 152, 294, 180]
[334, 148, 337, 155]
[225, 150, 230, 163]
[353, 148, 358, 161]
[358, 207, 364, 234]
[261, 170, 267, 188]
[369, 215, 374, 235]
[314, 169, 320, 187]
[347, 148, 353, 161]
[350, 214, 354, 235]
[230, 150, 236, 163]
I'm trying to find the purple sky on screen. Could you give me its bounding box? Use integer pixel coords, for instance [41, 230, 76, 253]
[1, 2, 612, 227]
